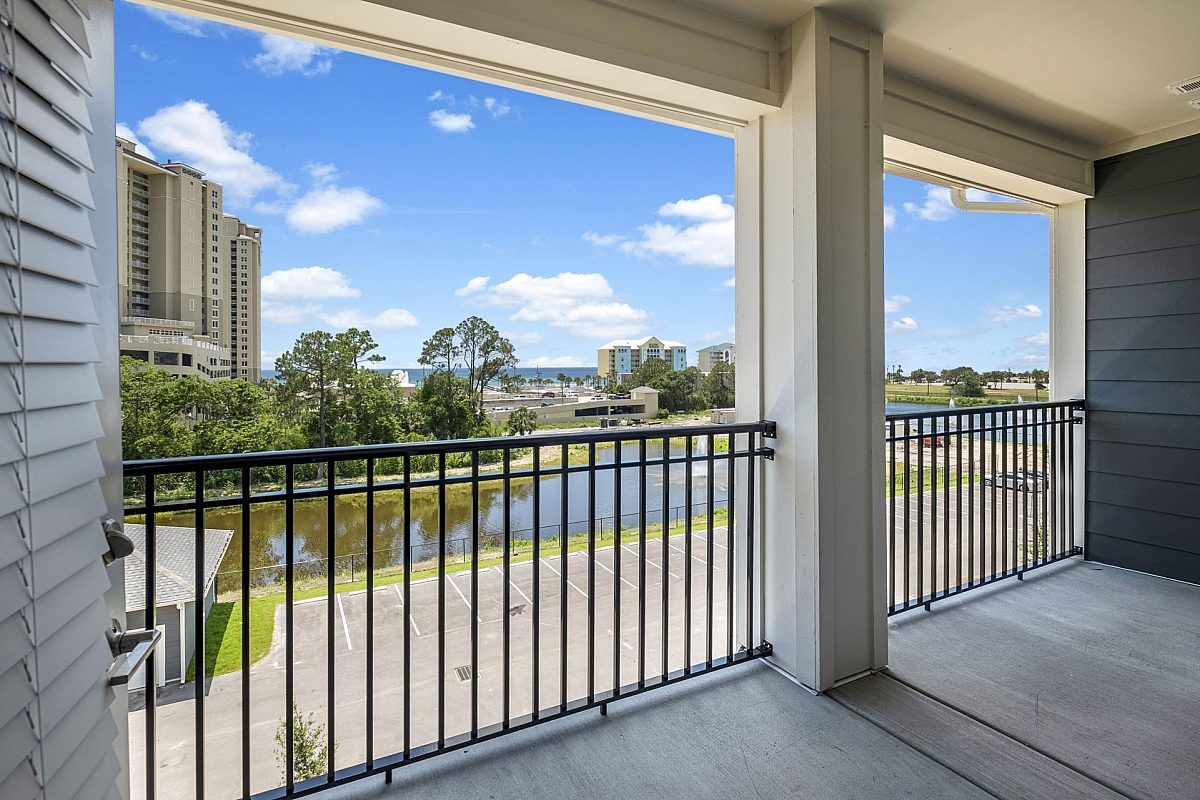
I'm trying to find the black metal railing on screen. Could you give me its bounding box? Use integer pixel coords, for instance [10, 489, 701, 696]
[885, 400, 1084, 615]
[123, 422, 774, 799]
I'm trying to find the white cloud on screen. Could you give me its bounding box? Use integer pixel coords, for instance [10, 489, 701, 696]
[428, 90, 450, 102]
[1017, 331, 1050, 347]
[141, 7, 208, 36]
[116, 123, 155, 160]
[722, 276, 735, 288]
[702, 325, 735, 342]
[429, 109, 474, 133]
[521, 356, 585, 368]
[321, 308, 418, 331]
[884, 205, 897, 231]
[262, 266, 361, 300]
[464, 271, 649, 340]
[589, 194, 734, 268]
[252, 33, 334, 76]
[582, 232, 625, 247]
[1022, 353, 1049, 363]
[285, 185, 383, 234]
[992, 304, 1043, 323]
[888, 316, 919, 332]
[903, 186, 956, 221]
[658, 194, 735, 222]
[131, 45, 158, 62]
[484, 97, 512, 118]
[136, 101, 282, 202]
[261, 350, 282, 370]
[503, 330, 544, 345]
[304, 162, 339, 185]
[455, 276, 490, 297]
[262, 299, 417, 330]
[884, 294, 912, 314]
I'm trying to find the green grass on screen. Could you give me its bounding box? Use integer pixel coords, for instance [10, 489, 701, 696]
[887, 465, 980, 498]
[194, 506, 731, 678]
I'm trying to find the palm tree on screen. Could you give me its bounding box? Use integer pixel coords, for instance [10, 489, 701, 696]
[506, 406, 538, 436]
[556, 372, 568, 397]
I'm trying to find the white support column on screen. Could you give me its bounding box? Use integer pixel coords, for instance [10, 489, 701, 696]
[736, 9, 885, 691]
[1050, 201, 1087, 550]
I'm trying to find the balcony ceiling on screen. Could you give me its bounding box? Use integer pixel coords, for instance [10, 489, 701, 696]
[692, 0, 1200, 150]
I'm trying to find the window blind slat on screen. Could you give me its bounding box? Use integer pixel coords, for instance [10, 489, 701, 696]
[13, 34, 91, 132]
[12, 0, 92, 93]
[28, 0, 90, 57]
[0, 126, 94, 208]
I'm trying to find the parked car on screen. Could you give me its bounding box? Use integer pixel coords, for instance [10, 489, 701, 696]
[982, 472, 1043, 492]
[541, 391, 556, 398]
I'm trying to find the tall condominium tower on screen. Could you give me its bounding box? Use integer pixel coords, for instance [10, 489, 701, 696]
[116, 136, 261, 381]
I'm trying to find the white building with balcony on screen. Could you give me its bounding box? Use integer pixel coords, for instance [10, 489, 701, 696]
[597, 336, 687, 380]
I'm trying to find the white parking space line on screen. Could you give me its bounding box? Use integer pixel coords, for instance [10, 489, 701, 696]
[667, 541, 707, 568]
[447, 574, 482, 622]
[495, 566, 532, 605]
[690, 530, 727, 550]
[588, 552, 637, 589]
[540, 557, 588, 598]
[393, 584, 421, 636]
[335, 593, 353, 650]
[622, 544, 681, 581]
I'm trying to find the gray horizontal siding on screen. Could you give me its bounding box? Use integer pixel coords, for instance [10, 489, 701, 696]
[1086, 133, 1200, 583]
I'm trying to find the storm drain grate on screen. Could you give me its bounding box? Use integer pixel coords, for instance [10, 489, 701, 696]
[454, 665, 473, 682]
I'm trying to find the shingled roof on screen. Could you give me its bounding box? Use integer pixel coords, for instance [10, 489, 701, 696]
[123, 524, 234, 612]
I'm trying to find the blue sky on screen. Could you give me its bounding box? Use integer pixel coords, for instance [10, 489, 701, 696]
[116, 3, 1049, 374]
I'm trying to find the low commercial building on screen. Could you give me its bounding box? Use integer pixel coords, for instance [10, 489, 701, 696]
[119, 317, 231, 379]
[698, 342, 735, 372]
[489, 386, 659, 425]
[597, 336, 687, 380]
[123, 524, 233, 687]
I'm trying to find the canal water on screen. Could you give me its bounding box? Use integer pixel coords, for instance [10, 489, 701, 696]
[156, 438, 732, 591]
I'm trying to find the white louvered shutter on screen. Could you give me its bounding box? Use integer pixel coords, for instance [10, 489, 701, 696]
[0, 1, 121, 799]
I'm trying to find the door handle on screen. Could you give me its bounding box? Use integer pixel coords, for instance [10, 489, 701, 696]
[106, 622, 162, 686]
[101, 518, 135, 565]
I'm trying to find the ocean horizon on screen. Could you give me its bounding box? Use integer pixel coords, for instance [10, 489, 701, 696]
[260, 365, 601, 383]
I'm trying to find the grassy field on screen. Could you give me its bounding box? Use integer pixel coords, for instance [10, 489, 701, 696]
[886, 383, 1044, 406]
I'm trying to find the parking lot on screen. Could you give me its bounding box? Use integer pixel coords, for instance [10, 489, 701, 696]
[130, 528, 739, 799]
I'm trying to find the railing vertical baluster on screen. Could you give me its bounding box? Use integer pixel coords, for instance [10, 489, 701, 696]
[240, 466, 251, 798]
[326, 460, 336, 780]
[1069, 404, 1077, 552]
[989, 411, 998, 582]
[194, 470, 205, 800]
[1022, 407, 1030, 571]
[683, 437, 693, 671]
[560, 443, 569, 712]
[437, 452, 447, 748]
[145, 474, 157, 800]
[929, 417, 937, 599]
[587, 442, 596, 704]
[955, 415, 963, 592]
[917, 418, 925, 607]
[402, 455, 411, 756]
[638, 438, 647, 689]
[903, 422, 911, 609]
[501, 449, 511, 728]
[612, 441, 623, 699]
[944, 416, 951, 595]
[662, 436, 671, 678]
[967, 412, 975, 590]
[284, 462, 295, 793]
[745, 432, 756, 654]
[725, 433, 735, 659]
[705, 433, 715, 667]
[888, 421, 896, 610]
[470, 452, 479, 738]
[1003, 411, 1011, 576]
[1041, 408, 1050, 564]
[532, 445, 541, 717]
[1059, 406, 1068, 557]
[365, 458, 374, 766]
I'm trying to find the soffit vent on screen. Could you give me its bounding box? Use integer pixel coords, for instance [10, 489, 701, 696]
[1168, 76, 1200, 95]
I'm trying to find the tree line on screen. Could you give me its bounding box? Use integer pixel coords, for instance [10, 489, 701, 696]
[886, 366, 1049, 398]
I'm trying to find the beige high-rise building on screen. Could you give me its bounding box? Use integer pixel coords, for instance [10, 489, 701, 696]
[116, 137, 262, 381]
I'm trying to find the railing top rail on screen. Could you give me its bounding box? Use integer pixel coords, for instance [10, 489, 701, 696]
[884, 398, 1083, 422]
[123, 419, 775, 476]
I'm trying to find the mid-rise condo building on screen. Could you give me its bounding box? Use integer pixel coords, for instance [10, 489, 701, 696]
[597, 336, 687, 381]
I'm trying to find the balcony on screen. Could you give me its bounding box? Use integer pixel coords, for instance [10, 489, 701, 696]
[119, 403, 1200, 800]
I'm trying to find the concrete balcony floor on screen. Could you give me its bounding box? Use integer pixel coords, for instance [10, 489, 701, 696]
[329, 558, 1198, 800]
